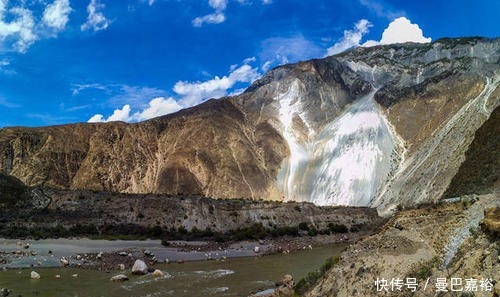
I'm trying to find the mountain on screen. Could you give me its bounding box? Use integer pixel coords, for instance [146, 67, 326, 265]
[0, 37, 498, 210]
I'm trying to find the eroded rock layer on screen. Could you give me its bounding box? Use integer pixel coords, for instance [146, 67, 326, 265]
[0, 37, 498, 209]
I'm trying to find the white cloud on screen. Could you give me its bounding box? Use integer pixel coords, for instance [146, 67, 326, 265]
[173, 62, 260, 106]
[261, 60, 272, 72]
[193, 0, 272, 27]
[81, 0, 110, 32]
[192, 0, 227, 27]
[361, 17, 431, 47]
[134, 97, 182, 121]
[0, 57, 15, 74]
[88, 114, 105, 123]
[326, 19, 372, 56]
[260, 35, 324, 70]
[325, 17, 431, 55]
[0, 0, 74, 52]
[42, 0, 72, 32]
[0, 4, 38, 53]
[208, 0, 227, 10]
[87, 58, 260, 123]
[378, 17, 431, 44]
[192, 12, 225, 27]
[107, 104, 131, 121]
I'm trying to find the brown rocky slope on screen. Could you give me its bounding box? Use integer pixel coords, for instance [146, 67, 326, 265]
[0, 37, 498, 209]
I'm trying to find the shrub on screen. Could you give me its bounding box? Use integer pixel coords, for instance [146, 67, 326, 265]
[298, 222, 309, 231]
[307, 228, 318, 236]
[295, 256, 340, 295]
[328, 223, 348, 233]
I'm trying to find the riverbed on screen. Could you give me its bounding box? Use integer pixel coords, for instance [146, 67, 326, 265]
[0, 241, 346, 297]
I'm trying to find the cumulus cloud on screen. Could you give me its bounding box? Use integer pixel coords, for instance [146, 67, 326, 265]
[134, 97, 182, 121]
[87, 58, 260, 123]
[326, 19, 372, 56]
[379, 17, 431, 44]
[42, 0, 72, 32]
[81, 0, 110, 32]
[362, 17, 431, 47]
[174, 63, 260, 106]
[325, 17, 431, 56]
[0, 3, 38, 52]
[0, 0, 74, 52]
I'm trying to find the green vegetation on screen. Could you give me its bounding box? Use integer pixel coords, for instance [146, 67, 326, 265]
[294, 255, 340, 296]
[327, 223, 348, 233]
[408, 256, 441, 281]
[298, 222, 309, 231]
[0, 222, 302, 242]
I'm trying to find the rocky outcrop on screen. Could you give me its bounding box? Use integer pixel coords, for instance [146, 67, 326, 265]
[0, 37, 498, 209]
[481, 207, 500, 235]
[444, 105, 500, 198]
[306, 193, 499, 297]
[0, 100, 284, 201]
[4, 188, 383, 234]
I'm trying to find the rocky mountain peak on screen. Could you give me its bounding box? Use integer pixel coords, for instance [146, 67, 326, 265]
[0, 37, 498, 211]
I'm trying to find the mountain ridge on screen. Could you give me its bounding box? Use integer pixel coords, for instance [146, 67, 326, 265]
[1, 36, 498, 210]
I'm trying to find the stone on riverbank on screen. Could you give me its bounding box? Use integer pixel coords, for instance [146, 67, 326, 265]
[131, 260, 148, 275]
[152, 269, 164, 277]
[0, 288, 11, 297]
[30, 271, 40, 279]
[110, 274, 129, 282]
[60, 257, 69, 266]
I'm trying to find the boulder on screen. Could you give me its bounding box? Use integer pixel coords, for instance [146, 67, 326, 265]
[60, 257, 69, 267]
[481, 207, 500, 234]
[131, 260, 148, 275]
[110, 274, 129, 282]
[152, 269, 164, 277]
[275, 274, 294, 287]
[30, 271, 40, 279]
[1, 288, 11, 297]
[118, 264, 125, 270]
[275, 274, 295, 296]
[253, 246, 260, 253]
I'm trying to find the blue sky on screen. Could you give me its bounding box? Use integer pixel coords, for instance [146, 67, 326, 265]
[0, 0, 498, 127]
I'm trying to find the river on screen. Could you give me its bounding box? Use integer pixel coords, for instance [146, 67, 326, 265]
[0, 242, 346, 297]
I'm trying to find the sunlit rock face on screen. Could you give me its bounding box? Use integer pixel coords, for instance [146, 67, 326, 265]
[275, 87, 396, 206]
[245, 37, 500, 209]
[0, 37, 498, 209]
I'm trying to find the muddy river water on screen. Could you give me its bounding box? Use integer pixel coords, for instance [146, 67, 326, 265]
[0, 240, 346, 297]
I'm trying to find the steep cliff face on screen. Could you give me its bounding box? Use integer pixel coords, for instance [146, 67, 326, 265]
[0, 37, 498, 208]
[443, 105, 500, 197]
[0, 100, 287, 200]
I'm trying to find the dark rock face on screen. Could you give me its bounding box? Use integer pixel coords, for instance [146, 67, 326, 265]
[0, 173, 30, 207]
[0, 37, 498, 208]
[443, 105, 500, 197]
